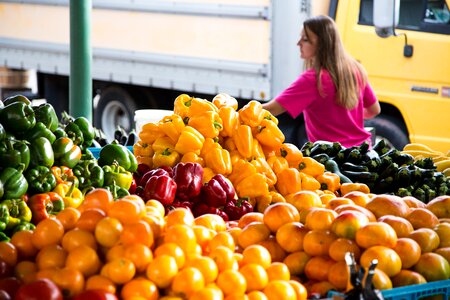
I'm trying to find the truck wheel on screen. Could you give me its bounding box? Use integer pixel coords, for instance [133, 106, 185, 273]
[94, 86, 137, 142]
[365, 115, 409, 150]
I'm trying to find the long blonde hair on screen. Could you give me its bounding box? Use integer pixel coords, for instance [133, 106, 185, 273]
[303, 15, 367, 110]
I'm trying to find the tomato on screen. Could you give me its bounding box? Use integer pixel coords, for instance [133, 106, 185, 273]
[0, 276, 21, 299]
[72, 289, 118, 300]
[14, 278, 63, 300]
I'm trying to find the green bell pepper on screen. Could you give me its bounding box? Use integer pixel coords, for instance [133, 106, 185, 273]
[25, 166, 57, 195]
[2, 94, 31, 106]
[65, 121, 84, 146]
[54, 127, 68, 139]
[0, 232, 10, 242]
[73, 160, 104, 191]
[33, 103, 59, 132]
[102, 162, 133, 190]
[98, 142, 137, 172]
[0, 165, 28, 200]
[52, 137, 82, 168]
[29, 137, 54, 169]
[0, 139, 30, 170]
[74, 116, 95, 147]
[0, 203, 10, 232]
[11, 221, 35, 235]
[21, 122, 56, 144]
[0, 123, 5, 141]
[0, 101, 36, 133]
[1, 199, 32, 230]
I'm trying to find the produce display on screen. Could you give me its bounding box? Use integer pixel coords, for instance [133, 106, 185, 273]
[0, 93, 449, 300]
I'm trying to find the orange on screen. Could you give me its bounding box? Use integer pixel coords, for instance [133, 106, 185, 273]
[208, 231, 236, 253]
[35, 244, 67, 270]
[307, 281, 337, 298]
[192, 225, 215, 253]
[402, 196, 426, 208]
[208, 245, 237, 272]
[14, 260, 38, 283]
[237, 222, 271, 249]
[120, 219, 154, 248]
[263, 280, 296, 300]
[355, 222, 398, 249]
[285, 190, 322, 211]
[377, 215, 414, 238]
[282, 251, 310, 276]
[266, 262, 290, 281]
[154, 242, 186, 269]
[123, 243, 153, 273]
[164, 224, 198, 255]
[331, 210, 369, 240]
[102, 257, 136, 285]
[94, 216, 124, 248]
[257, 237, 288, 263]
[263, 202, 300, 233]
[216, 269, 247, 296]
[107, 199, 145, 225]
[413, 252, 450, 282]
[365, 194, 410, 218]
[61, 228, 97, 252]
[371, 269, 393, 290]
[275, 222, 308, 253]
[360, 246, 402, 277]
[288, 280, 308, 300]
[75, 207, 107, 232]
[333, 204, 376, 222]
[325, 197, 355, 210]
[434, 247, 450, 264]
[409, 228, 440, 253]
[85, 275, 116, 294]
[341, 191, 371, 207]
[31, 218, 65, 249]
[319, 193, 337, 206]
[298, 207, 316, 225]
[51, 268, 85, 297]
[242, 245, 272, 269]
[305, 208, 337, 231]
[237, 212, 264, 229]
[247, 291, 268, 300]
[392, 237, 421, 269]
[303, 230, 337, 257]
[146, 199, 166, 217]
[105, 244, 125, 262]
[391, 270, 427, 287]
[239, 263, 268, 292]
[327, 260, 349, 290]
[142, 213, 165, 240]
[146, 254, 178, 288]
[65, 244, 101, 277]
[194, 213, 227, 232]
[171, 267, 205, 298]
[10, 230, 38, 260]
[121, 277, 159, 300]
[426, 195, 450, 218]
[434, 222, 450, 248]
[190, 287, 224, 300]
[304, 256, 335, 282]
[56, 207, 81, 231]
[184, 256, 219, 284]
[328, 238, 361, 262]
[79, 187, 114, 213]
[165, 207, 195, 227]
[406, 208, 439, 229]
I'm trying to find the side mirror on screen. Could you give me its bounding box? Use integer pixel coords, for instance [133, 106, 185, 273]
[373, 0, 400, 38]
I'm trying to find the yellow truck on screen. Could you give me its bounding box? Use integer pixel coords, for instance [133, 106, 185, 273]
[0, 0, 449, 152]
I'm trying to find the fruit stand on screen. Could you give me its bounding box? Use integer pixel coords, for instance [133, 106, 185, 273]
[1, 93, 450, 300]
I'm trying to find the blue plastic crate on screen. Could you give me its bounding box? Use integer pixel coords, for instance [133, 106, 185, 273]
[87, 146, 133, 159]
[328, 279, 450, 300]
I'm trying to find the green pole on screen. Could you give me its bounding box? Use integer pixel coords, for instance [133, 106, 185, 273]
[70, 0, 92, 121]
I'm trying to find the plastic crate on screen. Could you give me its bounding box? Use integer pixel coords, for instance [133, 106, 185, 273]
[328, 279, 450, 300]
[87, 146, 133, 159]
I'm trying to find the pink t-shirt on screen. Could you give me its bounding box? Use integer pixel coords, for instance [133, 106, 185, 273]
[276, 69, 377, 148]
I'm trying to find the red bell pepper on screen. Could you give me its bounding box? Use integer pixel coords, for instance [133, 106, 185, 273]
[224, 197, 253, 221]
[173, 162, 204, 202]
[202, 174, 236, 208]
[138, 168, 170, 187]
[28, 192, 65, 224]
[143, 174, 177, 205]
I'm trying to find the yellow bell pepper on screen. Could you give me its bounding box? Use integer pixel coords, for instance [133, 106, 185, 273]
[158, 114, 185, 143]
[200, 138, 221, 157]
[299, 172, 321, 191]
[212, 93, 238, 110]
[266, 155, 289, 175]
[219, 106, 239, 138]
[238, 100, 264, 127]
[152, 136, 176, 152]
[298, 157, 325, 178]
[138, 122, 165, 144]
[228, 159, 257, 187]
[204, 147, 232, 175]
[187, 97, 218, 118]
[252, 138, 265, 159]
[255, 119, 285, 149]
[223, 137, 237, 152]
[136, 155, 153, 168]
[181, 152, 205, 167]
[317, 171, 341, 193]
[202, 167, 216, 184]
[255, 191, 285, 213]
[174, 125, 205, 155]
[275, 167, 302, 196]
[229, 150, 243, 166]
[53, 182, 83, 208]
[262, 109, 279, 125]
[276, 143, 304, 168]
[233, 124, 253, 159]
[188, 110, 223, 139]
[251, 157, 277, 187]
[152, 148, 181, 168]
[173, 94, 193, 119]
[236, 173, 269, 198]
[340, 182, 371, 196]
[133, 141, 154, 157]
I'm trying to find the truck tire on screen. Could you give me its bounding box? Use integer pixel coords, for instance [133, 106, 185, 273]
[94, 86, 138, 142]
[365, 115, 409, 150]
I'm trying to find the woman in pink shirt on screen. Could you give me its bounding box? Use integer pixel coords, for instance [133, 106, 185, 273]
[263, 15, 381, 148]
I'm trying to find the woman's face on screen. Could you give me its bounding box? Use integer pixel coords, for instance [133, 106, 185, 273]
[297, 28, 318, 60]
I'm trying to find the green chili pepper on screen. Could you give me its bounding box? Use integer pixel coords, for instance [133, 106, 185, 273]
[2, 199, 32, 230]
[0, 203, 10, 232]
[104, 180, 130, 200]
[33, 103, 59, 132]
[0, 165, 28, 200]
[0, 101, 36, 133]
[0, 139, 31, 170]
[25, 166, 57, 195]
[29, 137, 55, 169]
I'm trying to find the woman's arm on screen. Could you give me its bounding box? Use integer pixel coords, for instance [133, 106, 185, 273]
[262, 99, 286, 116]
[364, 101, 381, 119]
